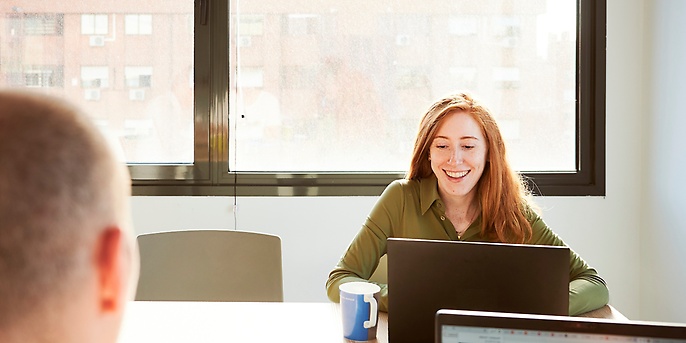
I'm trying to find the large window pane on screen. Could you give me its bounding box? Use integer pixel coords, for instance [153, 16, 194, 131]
[1, 2, 195, 165]
[229, 0, 577, 173]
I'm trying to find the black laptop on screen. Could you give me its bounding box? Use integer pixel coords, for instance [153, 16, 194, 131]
[387, 237, 570, 343]
[435, 309, 686, 343]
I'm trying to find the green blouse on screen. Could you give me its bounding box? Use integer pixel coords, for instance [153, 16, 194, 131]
[326, 176, 609, 316]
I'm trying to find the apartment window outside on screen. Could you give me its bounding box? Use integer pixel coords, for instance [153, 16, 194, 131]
[395, 66, 430, 90]
[449, 67, 478, 90]
[125, 14, 152, 35]
[81, 14, 108, 35]
[449, 16, 479, 36]
[237, 67, 264, 88]
[125, 67, 153, 88]
[80, 66, 109, 88]
[24, 65, 63, 88]
[494, 16, 521, 48]
[237, 14, 264, 35]
[281, 66, 317, 89]
[283, 14, 320, 36]
[492, 67, 520, 90]
[6, 13, 64, 36]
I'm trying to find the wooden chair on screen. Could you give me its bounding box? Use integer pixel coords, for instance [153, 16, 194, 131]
[135, 229, 283, 302]
[369, 254, 388, 284]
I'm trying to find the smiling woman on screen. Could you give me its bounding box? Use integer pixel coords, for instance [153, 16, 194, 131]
[428, 111, 488, 237]
[410, 92, 533, 243]
[326, 91, 610, 316]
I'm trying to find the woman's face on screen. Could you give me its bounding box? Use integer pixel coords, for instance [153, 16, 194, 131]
[429, 110, 487, 202]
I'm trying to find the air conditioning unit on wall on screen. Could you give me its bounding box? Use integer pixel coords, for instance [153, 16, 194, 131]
[129, 89, 146, 101]
[84, 89, 101, 101]
[395, 34, 410, 46]
[238, 35, 252, 47]
[89, 35, 105, 47]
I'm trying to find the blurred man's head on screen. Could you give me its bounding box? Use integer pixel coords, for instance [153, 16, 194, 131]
[0, 90, 138, 343]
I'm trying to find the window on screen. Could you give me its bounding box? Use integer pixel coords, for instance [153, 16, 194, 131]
[237, 14, 264, 35]
[125, 14, 152, 35]
[24, 65, 63, 88]
[281, 66, 317, 89]
[6, 13, 64, 35]
[237, 67, 264, 88]
[233, 15, 263, 48]
[283, 14, 320, 36]
[81, 14, 108, 35]
[449, 67, 478, 90]
[395, 66, 430, 89]
[80, 66, 109, 88]
[221, 0, 605, 196]
[0, 0, 605, 196]
[449, 16, 479, 36]
[125, 67, 153, 88]
[493, 16, 521, 47]
[492, 67, 520, 89]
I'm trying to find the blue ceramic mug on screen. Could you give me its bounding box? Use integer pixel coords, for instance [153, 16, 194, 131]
[339, 282, 381, 341]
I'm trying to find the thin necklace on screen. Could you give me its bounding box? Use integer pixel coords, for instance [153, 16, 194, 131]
[455, 205, 478, 239]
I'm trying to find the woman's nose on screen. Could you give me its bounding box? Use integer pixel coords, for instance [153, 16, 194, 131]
[448, 149, 463, 164]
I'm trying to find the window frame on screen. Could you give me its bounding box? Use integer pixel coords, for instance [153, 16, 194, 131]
[124, 14, 153, 35]
[81, 14, 109, 35]
[130, 0, 606, 197]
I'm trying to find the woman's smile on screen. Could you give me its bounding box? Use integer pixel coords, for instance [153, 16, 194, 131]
[445, 169, 470, 179]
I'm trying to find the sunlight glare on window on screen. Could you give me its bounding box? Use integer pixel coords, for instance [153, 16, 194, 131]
[229, 0, 578, 173]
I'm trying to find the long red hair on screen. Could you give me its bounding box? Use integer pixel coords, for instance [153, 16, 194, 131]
[406, 92, 533, 243]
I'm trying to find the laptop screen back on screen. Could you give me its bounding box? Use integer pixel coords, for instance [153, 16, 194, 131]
[436, 309, 686, 343]
[387, 238, 570, 343]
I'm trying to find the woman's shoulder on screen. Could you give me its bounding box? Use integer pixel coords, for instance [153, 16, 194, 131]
[385, 178, 427, 192]
[522, 203, 540, 221]
[380, 178, 427, 202]
[377, 178, 432, 216]
[519, 201, 565, 245]
[519, 196, 542, 219]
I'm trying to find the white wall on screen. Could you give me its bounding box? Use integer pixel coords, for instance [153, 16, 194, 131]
[641, 0, 686, 323]
[130, 0, 686, 323]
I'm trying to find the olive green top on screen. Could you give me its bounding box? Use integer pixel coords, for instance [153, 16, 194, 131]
[326, 176, 609, 316]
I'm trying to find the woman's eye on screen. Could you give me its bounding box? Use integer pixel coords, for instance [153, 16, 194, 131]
[436, 144, 449, 149]
[463, 145, 475, 150]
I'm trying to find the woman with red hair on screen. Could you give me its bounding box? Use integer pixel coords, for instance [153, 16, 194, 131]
[326, 91, 609, 316]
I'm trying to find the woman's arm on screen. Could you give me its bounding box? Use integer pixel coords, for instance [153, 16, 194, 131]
[569, 270, 609, 315]
[527, 211, 610, 315]
[325, 181, 406, 312]
[325, 227, 390, 311]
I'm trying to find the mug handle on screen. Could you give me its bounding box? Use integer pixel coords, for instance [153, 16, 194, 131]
[363, 294, 378, 329]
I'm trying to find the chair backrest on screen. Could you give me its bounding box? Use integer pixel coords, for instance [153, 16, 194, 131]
[135, 229, 283, 302]
[368, 254, 387, 284]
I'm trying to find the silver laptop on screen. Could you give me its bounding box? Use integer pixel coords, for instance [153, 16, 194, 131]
[436, 309, 686, 343]
[387, 237, 570, 343]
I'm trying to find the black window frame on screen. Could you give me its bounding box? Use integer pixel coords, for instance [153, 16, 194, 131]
[130, 0, 606, 197]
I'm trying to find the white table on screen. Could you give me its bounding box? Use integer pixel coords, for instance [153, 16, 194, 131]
[117, 301, 623, 343]
[118, 301, 388, 343]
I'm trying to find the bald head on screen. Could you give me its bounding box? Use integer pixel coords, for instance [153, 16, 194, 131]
[0, 90, 135, 340]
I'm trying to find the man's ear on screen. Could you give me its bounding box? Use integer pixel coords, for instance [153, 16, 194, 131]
[96, 227, 124, 313]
